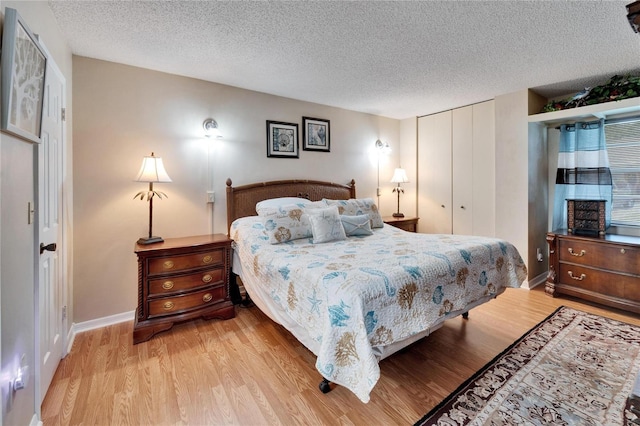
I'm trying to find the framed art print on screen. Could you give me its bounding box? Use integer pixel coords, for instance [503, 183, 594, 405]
[0, 8, 47, 143]
[302, 117, 330, 152]
[266, 121, 299, 158]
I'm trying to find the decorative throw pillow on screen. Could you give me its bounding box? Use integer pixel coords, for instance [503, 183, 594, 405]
[258, 204, 312, 244]
[256, 197, 312, 215]
[340, 214, 373, 236]
[324, 198, 384, 228]
[307, 206, 347, 244]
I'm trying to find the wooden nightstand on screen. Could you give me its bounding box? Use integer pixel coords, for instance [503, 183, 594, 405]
[383, 216, 419, 233]
[133, 234, 235, 344]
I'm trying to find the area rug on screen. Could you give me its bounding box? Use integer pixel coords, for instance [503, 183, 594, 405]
[414, 306, 640, 426]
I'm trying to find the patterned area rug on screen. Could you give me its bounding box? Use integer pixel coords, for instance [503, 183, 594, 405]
[415, 306, 640, 425]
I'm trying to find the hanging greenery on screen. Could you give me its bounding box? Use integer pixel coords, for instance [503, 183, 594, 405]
[541, 75, 640, 113]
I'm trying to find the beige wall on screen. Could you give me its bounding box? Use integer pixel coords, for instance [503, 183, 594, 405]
[72, 57, 401, 322]
[494, 90, 530, 280]
[399, 117, 418, 218]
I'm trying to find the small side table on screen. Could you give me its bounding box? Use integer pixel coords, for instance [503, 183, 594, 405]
[133, 234, 235, 344]
[383, 216, 419, 233]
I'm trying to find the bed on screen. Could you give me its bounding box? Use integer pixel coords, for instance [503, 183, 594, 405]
[226, 178, 528, 403]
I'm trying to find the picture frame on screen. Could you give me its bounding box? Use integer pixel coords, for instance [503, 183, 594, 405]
[0, 8, 47, 144]
[302, 117, 330, 152]
[266, 121, 299, 158]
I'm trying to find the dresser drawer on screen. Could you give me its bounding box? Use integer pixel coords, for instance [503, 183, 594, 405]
[557, 239, 640, 275]
[147, 249, 224, 275]
[558, 263, 640, 302]
[395, 222, 417, 232]
[148, 268, 224, 296]
[147, 286, 227, 319]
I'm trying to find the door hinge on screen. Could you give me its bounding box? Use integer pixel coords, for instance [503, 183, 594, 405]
[61, 108, 66, 122]
[62, 305, 67, 320]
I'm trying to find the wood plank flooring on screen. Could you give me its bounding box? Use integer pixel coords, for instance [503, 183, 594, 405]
[41, 286, 640, 425]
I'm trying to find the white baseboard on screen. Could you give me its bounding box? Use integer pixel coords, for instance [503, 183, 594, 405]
[66, 311, 135, 354]
[31, 413, 41, 426]
[522, 272, 547, 290]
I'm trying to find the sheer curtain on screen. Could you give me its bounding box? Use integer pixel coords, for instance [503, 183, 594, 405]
[552, 119, 612, 231]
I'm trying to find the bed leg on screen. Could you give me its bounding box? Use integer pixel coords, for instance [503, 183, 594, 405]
[229, 273, 243, 305]
[462, 311, 469, 319]
[241, 293, 253, 307]
[319, 378, 333, 394]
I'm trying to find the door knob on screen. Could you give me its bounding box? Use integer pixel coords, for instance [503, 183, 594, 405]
[40, 242, 57, 254]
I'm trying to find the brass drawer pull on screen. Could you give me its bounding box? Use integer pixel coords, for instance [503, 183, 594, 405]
[163, 301, 175, 310]
[568, 248, 586, 257]
[202, 274, 213, 283]
[163, 260, 174, 269]
[568, 271, 586, 281]
[202, 293, 213, 303]
[202, 255, 213, 264]
[162, 281, 174, 290]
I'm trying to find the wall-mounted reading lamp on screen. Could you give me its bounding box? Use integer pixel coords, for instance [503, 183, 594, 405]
[203, 118, 223, 138]
[374, 139, 391, 202]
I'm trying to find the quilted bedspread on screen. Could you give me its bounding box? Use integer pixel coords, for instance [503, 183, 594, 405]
[230, 217, 527, 403]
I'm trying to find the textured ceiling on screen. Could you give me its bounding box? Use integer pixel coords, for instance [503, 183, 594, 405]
[48, 0, 640, 119]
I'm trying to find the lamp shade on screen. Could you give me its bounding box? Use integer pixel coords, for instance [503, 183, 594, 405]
[390, 168, 409, 184]
[135, 152, 172, 183]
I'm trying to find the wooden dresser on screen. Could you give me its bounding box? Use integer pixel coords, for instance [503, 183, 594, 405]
[383, 216, 419, 233]
[546, 231, 640, 314]
[133, 234, 235, 344]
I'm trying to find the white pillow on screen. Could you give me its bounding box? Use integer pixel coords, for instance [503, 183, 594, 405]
[323, 198, 384, 228]
[256, 197, 312, 215]
[307, 206, 347, 244]
[258, 204, 312, 244]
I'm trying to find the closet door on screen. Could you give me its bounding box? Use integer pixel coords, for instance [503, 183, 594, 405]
[417, 111, 452, 234]
[452, 106, 473, 235]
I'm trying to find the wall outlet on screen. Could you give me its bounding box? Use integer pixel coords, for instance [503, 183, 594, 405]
[206, 191, 215, 204]
[536, 248, 544, 262]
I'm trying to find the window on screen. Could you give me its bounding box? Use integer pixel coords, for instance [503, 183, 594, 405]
[604, 119, 640, 227]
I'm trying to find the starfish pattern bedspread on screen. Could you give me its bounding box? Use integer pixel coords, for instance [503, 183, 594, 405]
[231, 217, 527, 402]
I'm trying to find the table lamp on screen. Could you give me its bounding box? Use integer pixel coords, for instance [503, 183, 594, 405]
[134, 152, 172, 244]
[390, 167, 409, 218]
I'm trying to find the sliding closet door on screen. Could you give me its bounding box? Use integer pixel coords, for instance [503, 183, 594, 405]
[417, 111, 452, 234]
[452, 106, 473, 235]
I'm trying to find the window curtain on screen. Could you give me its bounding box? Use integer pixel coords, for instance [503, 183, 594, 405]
[552, 119, 612, 231]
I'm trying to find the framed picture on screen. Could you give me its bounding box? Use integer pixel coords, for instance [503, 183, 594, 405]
[0, 8, 47, 144]
[302, 117, 330, 152]
[266, 121, 299, 158]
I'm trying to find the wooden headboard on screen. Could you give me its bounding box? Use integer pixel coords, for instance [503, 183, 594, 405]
[226, 178, 356, 235]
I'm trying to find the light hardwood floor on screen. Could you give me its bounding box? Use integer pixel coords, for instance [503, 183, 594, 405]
[42, 286, 640, 425]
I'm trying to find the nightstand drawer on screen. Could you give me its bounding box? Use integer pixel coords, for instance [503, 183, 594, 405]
[147, 286, 227, 318]
[148, 268, 224, 296]
[383, 216, 419, 233]
[558, 264, 640, 302]
[147, 249, 224, 275]
[558, 239, 640, 275]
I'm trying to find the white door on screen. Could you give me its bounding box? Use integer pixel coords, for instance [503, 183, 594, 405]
[36, 45, 65, 409]
[418, 111, 453, 234]
[452, 106, 473, 235]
